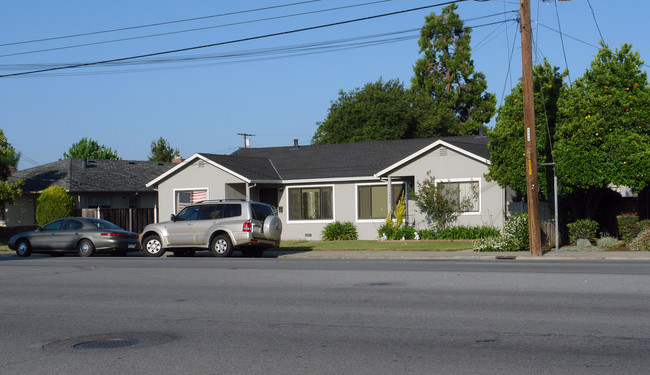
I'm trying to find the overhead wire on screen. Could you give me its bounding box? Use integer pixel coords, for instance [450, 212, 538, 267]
[0, 1, 469, 78]
[0, 0, 322, 47]
[0, 0, 393, 59]
[585, 0, 605, 45]
[10, 18, 515, 77]
[553, 0, 571, 84]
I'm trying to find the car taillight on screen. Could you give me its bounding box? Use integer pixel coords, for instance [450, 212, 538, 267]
[243, 220, 252, 232]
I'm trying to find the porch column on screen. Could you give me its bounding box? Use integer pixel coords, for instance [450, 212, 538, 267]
[246, 183, 251, 201]
[387, 176, 392, 217]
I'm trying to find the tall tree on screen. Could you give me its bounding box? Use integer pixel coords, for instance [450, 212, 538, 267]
[0, 129, 23, 205]
[554, 43, 650, 219]
[148, 137, 180, 162]
[312, 78, 416, 144]
[410, 3, 496, 136]
[63, 137, 120, 160]
[486, 59, 567, 198]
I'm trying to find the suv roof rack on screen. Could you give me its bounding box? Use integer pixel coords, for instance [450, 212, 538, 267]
[195, 199, 247, 204]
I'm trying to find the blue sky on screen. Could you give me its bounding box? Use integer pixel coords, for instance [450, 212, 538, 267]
[2, 0, 649, 171]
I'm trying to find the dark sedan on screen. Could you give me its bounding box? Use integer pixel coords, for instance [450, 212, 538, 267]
[8, 217, 140, 257]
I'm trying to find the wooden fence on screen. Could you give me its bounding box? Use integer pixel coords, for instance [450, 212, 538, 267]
[78, 208, 156, 234]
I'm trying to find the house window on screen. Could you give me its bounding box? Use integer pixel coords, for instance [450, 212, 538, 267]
[175, 189, 207, 213]
[288, 187, 333, 220]
[88, 196, 111, 208]
[437, 180, 480, 212]
[358, 184, 405, 219]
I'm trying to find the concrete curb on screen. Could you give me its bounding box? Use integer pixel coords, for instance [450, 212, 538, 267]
[2, 249, 649, 261]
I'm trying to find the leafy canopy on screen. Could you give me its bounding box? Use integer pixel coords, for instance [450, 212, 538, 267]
[313, 5, 497, 144]
[555, 43, 650, 193]
[0, 129, 23, 204]
[148, 137, 180, 162]
[63, 137, 120, 160]
[486, 59, 567, 197]
[410, 3, 496, 136]
[312, 78, 416, 144]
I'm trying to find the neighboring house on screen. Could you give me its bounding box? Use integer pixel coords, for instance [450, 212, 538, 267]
[3, 158, 176, 228]
[147, 136, 515, 240]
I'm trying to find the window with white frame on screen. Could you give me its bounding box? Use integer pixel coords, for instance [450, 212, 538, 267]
[288, 186, 333, 220]
[175, 189, 207, 213]
[437, 179, 480, 212]
[358, 184, 405, 219]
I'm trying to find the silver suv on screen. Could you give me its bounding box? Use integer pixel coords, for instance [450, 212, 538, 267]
[140, 200, 282, 257]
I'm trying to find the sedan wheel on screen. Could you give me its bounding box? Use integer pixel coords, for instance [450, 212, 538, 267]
[143, 235, 165, 257]
[210, 235, 233, 257]
[16, 240, 32, 257]
[77, 239, 95, 257]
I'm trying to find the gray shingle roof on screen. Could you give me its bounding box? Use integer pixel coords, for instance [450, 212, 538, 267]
[229, 136, 490, 180]
[200, 154, 281, 181]
[9, 159, 175, 193]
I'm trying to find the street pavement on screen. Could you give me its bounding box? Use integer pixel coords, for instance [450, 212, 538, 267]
[2, 248, 650, 260]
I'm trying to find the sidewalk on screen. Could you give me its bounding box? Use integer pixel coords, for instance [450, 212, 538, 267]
[265, 248, 650, 260]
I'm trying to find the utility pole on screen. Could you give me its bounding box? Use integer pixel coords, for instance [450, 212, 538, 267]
[237, 132, 255, 148]
[519, 0, 543, 256]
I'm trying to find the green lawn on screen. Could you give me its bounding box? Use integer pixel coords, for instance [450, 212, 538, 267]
[279, 240, 474, 252]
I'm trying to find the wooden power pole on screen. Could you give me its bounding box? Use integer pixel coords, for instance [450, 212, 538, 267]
[519, 0, 543, 256]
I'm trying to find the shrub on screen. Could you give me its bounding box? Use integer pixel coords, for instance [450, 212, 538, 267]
[322, 221, 358, 241]
[35, 186, 75, 226]
[473, 214, 529, 252]
[378, 223, 395, 240]
[640, 220, 650, 233]
[567, 219, 598, 244]
[630, 230, 650, 252]
[416, 229, 436, 240]
[617, 214, 640, 244]
[436, 225, 500, 240]
[596, 236, 623, 249]
[394, 226, 416, 240]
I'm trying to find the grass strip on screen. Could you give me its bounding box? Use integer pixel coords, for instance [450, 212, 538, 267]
[279, 240, 474, 252]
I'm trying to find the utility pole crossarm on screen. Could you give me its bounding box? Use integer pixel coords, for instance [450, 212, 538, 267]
[237, 133, 255, 148]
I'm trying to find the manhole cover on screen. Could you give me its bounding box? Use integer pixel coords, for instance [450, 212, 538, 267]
[72, 338, 142, 350]
[43, 332, 174, 353]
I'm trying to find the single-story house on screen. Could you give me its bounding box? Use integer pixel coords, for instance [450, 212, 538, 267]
[147, 136, 517, 240]
[3, 158, 176, 229]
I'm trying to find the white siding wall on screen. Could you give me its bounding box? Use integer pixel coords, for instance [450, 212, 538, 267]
[157, 160, 247, 220]
[388, 146, 505, 230]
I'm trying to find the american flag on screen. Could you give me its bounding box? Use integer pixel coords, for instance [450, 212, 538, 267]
[177, 190, 207, 211]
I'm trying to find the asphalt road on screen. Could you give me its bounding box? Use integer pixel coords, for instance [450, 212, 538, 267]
[1, 256, 650, 374]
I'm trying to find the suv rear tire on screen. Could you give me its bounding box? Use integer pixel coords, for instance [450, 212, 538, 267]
[210, 234, 233, 257]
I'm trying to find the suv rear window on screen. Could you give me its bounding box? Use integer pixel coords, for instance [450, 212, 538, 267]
[251, 203, 274, 221]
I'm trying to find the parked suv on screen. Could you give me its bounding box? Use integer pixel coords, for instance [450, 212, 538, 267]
[140, 200, 282, 257]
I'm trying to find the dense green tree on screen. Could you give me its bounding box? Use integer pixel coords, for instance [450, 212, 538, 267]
[554, 43, 650, 219]
[312, 78, 416, 144]
[35, 185, 75, 226]
[63, 137, 120, 160]
[0, 129, 23, 205]
[410, 3, 496, 136]
[486, 60, 567, 198]
[148, 136, 180, 162]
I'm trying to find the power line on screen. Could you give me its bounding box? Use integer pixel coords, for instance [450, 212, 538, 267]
[2, 18, 514, 77]
[0, 0, 322, 48]
[0, 1, 465, 78]
[0, 0, 393, 59]
[585, 0, 605, 45]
